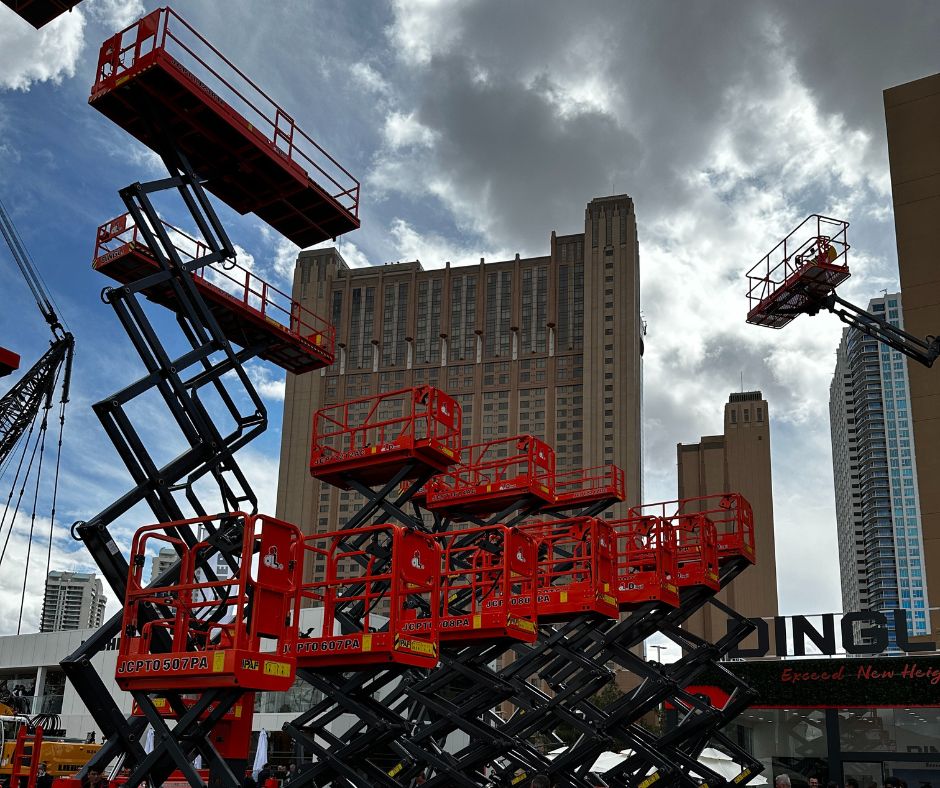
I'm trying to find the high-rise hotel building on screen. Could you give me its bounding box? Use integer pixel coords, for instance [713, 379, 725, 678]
[277, 195, 644, 552]
[829, 293, 929, 636]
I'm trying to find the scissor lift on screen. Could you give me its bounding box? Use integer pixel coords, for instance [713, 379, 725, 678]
[533, 500, 758, 788]
[94, 214, 335, 373]
[62, 7, 352, 787]
[89, 7, 359, 247]
[424, 434, 555, 519]
[539, 463, 626, 516]
[116, 513, 302, 787]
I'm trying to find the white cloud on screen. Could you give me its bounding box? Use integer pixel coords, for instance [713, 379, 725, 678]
[383, 111, 437, 149]
[350, 62, 390, 96]
[0, 8, 86, 91]
[85, 0, 144, 30]
[388, 218, 511, 269]
[245, 362, 286, 403]
[386, 0, 461, 65]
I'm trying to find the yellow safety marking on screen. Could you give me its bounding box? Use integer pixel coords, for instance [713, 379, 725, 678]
[362, 634, 373, 652]
[733, 770, 752, 783]
[473, 615, 482, 629]
[263, 660, 291, 678]
[387, 763, 403, 777]
[212, 651, 226, 673]
[560, 591, 568, 603]
[638, 773, 661, 788]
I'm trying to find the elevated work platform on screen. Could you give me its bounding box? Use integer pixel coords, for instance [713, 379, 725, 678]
[610, 515, 680, 609]
[631, 493, 755, 565]
[0, 345, 19, 377]
[295, 524, 441, 669]
[433, 525, 538, 643]
[117, 513, 302, 692]
[425, 435, 555, 516]
[94, 214, 335, 373]
[519, 517, 619, 622]
[1, 0, 81, 29]
[89, 8, 360, 247]
[310, 386, 461, 489]
[539, 464, 626, 513]
[669, 513, 720, 591]
[746, 214, 850, 328]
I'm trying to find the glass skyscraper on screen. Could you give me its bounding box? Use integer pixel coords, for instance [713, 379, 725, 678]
[830, 293, 929, 640]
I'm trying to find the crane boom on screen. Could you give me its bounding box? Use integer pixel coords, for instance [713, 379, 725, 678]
[0, 198, 66, 338]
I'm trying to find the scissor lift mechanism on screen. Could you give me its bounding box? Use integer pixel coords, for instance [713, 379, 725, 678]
[62, 7, 763, 788]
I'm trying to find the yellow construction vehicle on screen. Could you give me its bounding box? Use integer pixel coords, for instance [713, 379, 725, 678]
[0, 704, 100, 786]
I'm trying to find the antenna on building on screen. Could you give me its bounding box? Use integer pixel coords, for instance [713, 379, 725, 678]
[740, 371, 744, 393]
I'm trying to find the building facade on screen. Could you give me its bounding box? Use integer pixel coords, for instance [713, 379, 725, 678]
[149, 547, 177, 584]
[677, 391, 778, 643]
[277, 195, 644, 550]
[884, 72, 940, 640]
[39, 571, 107, 633]
[829, 294, 929, 638]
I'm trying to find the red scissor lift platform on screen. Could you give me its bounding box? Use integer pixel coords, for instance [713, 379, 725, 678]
[310, 386, 461, 489]
[746, 214, 850, 328]
[93, 213, 335, 374]
[518, 517, 619, 622]
[89, 7, 360, 247]
[539, 464, 626, 513]
[116, 513, 303, 692]
[295, 523, 441, 669]
[610, 514, 680, 609]
[425, 435, 555, 516]
[432, 525, 539, 643]
[628, 504, 721, 592]
[0, 0, 81, 29]
[632, 494, 755, 566]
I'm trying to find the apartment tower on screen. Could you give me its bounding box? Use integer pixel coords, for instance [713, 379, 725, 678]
[677, 392, 778, 643]
[39, 571, 107, 633]
[277, 195, 643, 552]
[829, 294, 928, 637]
[884, 73, 940, 640]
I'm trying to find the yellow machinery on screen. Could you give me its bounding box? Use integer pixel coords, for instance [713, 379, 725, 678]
[0, 704, 100, 785]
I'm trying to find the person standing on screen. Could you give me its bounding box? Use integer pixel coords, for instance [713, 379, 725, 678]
[35, 762, 53, 788]
[775, 776, 792, 788]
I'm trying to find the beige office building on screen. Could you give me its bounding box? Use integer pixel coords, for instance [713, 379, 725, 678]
[677, 392, 778, 643]
[885, 72, 940, 640]
[277, 195, 644, 554]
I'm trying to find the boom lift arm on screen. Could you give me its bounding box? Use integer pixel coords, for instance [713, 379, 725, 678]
[810, 290, 940, 367]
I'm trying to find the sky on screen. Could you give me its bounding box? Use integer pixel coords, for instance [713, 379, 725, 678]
[0, 0, 938, 637]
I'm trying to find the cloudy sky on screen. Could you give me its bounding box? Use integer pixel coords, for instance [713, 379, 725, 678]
[0, 0, 938, 635]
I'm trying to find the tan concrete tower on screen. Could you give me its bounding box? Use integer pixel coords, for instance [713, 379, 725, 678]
[276, 197, 644, 575]
[677, 391, 778, 642]
[884, 73, 940, 640]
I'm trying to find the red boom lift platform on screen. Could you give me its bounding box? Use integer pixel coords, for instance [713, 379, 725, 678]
[89, 8, 360, 247]
[424, 435, 555, 516]
[519, 517, 619, 623]
[117, 513, 303, 692]
[746, 214, 850, 329]
[310, 386, 461, 489]
[294, 524, 441, 669]
[93, 214, 335, 374]
[1, 0, 81, 29]
[609, 515, 680, 609]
